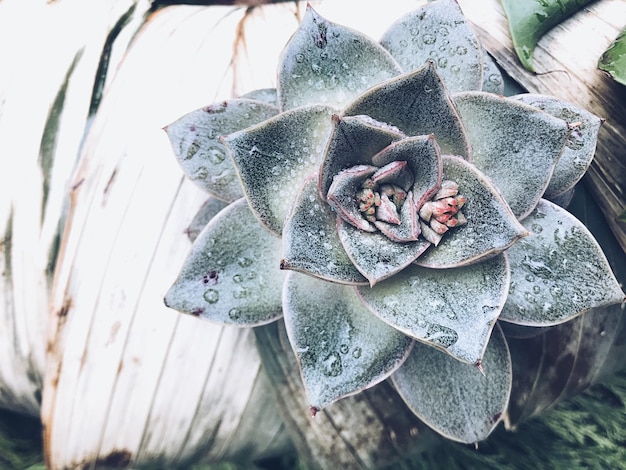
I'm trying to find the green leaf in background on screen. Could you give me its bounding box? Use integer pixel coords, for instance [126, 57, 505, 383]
[501, 0, 595, 71]
[599, 27, 626, 86]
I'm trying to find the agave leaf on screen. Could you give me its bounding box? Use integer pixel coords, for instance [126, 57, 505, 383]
[185, 197, 228, 243]
[392, 323, 512, 444]
[319, 114, 405, 198]
[599, 27, 626, 87]
[379, 0, 483, 93]
[500, 0, 595, 71]
[505, 303, 625, 427]
[416, 156, 528, 268]
[222, 105, 335, 235]
[283, 271, 413, 412]
[277, 4, 402, 111]
[512, 94, 602, 199]
[499, 199, 624, 327]
[480, 48, 504, 95]
[344, 61, 471, 158]
[240, 88, 278, 107]
[358, 254, 509, 366]
[282, 176, 368, 285]
[454, 91, 570, 219]
[165, 199, 284, 326]
[164, 99, 279, 202]
[337, 219, 430, 286]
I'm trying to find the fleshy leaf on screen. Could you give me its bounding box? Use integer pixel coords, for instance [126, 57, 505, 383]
[512, 94, 602, 199]
[165, 99, 279, 202]
[392, 323, 512, 444]
[599, 27, 626, 86]
[481, 49, 504, 95]
[454, 91, 570, 219]
[282, 176, 368, 285]
[337, 218, 430, 286]
[277, 4, 402, 111]
[499, 199, 625, 326]
[379, 0, 483, 93]
[319, 114, 405, 198]
[185, 197, 228, 242]
[358, 254, 509, 365]
[501, 0, 595, 71]
[417, 156, 528, 268]
[165, 199, 284, 326]
[222, 105, 335, 235]
[327, 165, 378, 232]
[240, 88, 278, 107]
[343, 61, 471, 158]
[283, 271, 413, 412]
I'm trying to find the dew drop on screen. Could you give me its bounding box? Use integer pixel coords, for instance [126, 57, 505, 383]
[524, 292, 536, 303]
[399, 39, 408, 47]
[437, 57, 448, 68]
[455, 46, 467, 55]
[246, 271, 257, 280]
[352, 347, 362, 359]
[339, 344, 349, 354]
[322, 352, 343, 377]
[233, 274, 243, 283]
[532, 285, 541, 294]
[531, 223, 543, 234]
[193, 166, 209, 181]
[203, 289, 219, 304]
[422, 33, 436, 45]
[320, 51, 328, 60]
[311, 63, 322, 74]
[296, 53, 305, 63]
[233, 287, 250, 299]
[525, 274, 535, 282]
[424, 84, 433, 93]
[186, 141, 200, 160]
[228, 308, 241, 320]
[450, 65, 460, 73]
[410, 27, 419, 36]
[488, 74, 502, 85]
[238, 257, 253, 267]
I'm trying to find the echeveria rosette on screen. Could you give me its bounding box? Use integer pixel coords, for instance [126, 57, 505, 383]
[164, 0, 625, 444]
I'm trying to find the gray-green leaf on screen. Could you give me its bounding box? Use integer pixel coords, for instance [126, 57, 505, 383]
[165, 199, 284, 326]
[500, 199, 625, 326]
[599, 26, 626, 86]
[283, 271, 413, 411]
[392, 323, 512, 444]
[165, 99, 279, 202]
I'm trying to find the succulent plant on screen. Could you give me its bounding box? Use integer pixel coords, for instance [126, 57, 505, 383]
[163, 0, 625, 444]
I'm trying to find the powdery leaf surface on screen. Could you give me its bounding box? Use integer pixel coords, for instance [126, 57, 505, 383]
[500, 199, 625, 326]
[282, 176, 368, 285]
[392, 323, 512, 444]
[417, 156, 528, 268]
[223, 105, 335, 235]
[480, 48, 504, 95]
[283, 271, 413, 411]
[185, 197, 228, 242]
[511, 94, 602, 199]
[454, 91, 570, 219]
[165, 199, 284, 326]
[165, 99, 279, 202]
[358, 254, 509, 365]
[278, 4, 402, 111]
[344, 62, 470, 158]
[380, 0, 483, 93]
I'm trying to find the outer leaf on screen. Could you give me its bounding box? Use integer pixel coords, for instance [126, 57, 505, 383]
[164, 99, 279, 202]
[277, 4, 402, 111]
[599, 26, 626, 86]
[499, 199, 624, 326]
[454, 91, 570, 219]
[380, 0, 483, 93]
[501, 0, 595, 71]
[344, 61, 471, 158]
[416, 156, 528, 268]
[512, 94, 602, 198]
[165, 199, 284, 326]
[505, 303, 625, 427]
[281, 176, 368, 285]
[392, 323, 512, 444]
[240, 88, 278, 107]
[358, 254, 509, 365]
[337, 219, 430, 286]
[319, 114, 405, 198]
[283, 271, 413, 412]
[222, 105, 335, 235]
